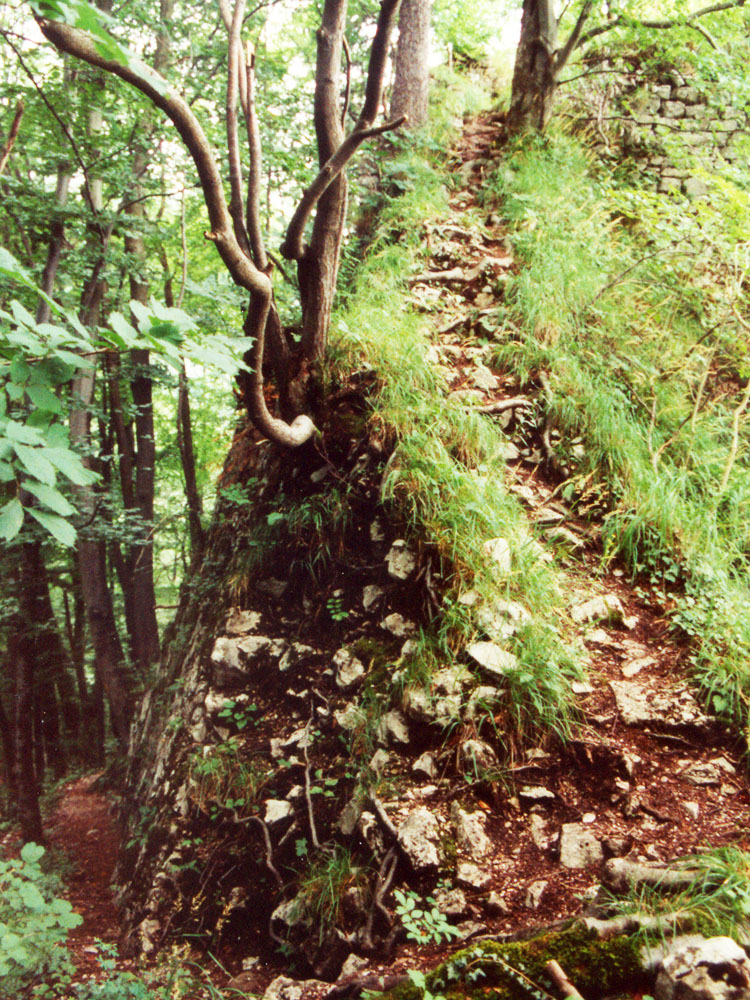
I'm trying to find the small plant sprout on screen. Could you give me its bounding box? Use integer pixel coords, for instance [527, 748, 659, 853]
[393, 889, 462, 946]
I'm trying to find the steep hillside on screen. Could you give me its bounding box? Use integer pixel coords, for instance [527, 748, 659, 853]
[105, 69, 750, 1000]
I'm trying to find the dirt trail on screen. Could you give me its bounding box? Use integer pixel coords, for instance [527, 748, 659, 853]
[46, 774, 124, 981]
[403, 109, 750, 929]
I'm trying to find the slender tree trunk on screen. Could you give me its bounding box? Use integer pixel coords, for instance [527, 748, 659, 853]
[177, 367, 205, 561]
[390, 0, 432, 130]
[507, 0, 559, 133]
[0, 688, 17, 809]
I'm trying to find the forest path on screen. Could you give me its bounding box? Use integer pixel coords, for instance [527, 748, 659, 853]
[401, 108, 750, 928]
[46, 773, 126, 983]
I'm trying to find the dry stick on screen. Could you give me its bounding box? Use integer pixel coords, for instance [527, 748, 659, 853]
[476, 396, 533, 415]
[226, 0, 252, 259]
[0, 98, 24, 176]
[244, 41, 268, 270]
[544, 961, 585, 1000]
[341, 35, 352, 128]
[361, 847, 397, 951]
[303, 718, 320, 850]
[719, 372, 750, 494]
[243, 815, 283, 888]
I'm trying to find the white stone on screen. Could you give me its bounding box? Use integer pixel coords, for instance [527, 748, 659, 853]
[525, 880, 548, 909]
[456, 862, 491, 888]
[362, 585, 385, 610]
[333, 648, 366, 691]
[477, 599, 531, 640]
[571, 593, 624, 625]
[655, 936, 750, 1000]
[472, 363, 499, 392]
[381, 613, 416, 637]
[262, 976, 326, 1000]
[386, 540, 417, 580]
[482, 537, 511, 574]
[683, 802, 700, 820]
[559, 823, 603, 869]
[468, 642, 519, 679]
[451, 802, 492, 860]
[397, 807, 441, 870]
[264, 800, 294, 825]
[377, 709, 410, 746]
[460, 739, 499, 776]
[338, 954, 369, 981]
[519, 786, 555, 802]
[225, 608, 262, 635]
[279, 643, 317, 673]
[413, 751, 438, 779]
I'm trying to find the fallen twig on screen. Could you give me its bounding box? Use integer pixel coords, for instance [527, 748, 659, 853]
[476, 396, 534, 414]
[545, 960, 586, 999]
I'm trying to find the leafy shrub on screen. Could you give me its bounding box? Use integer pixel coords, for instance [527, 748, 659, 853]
[0, 842, 82, 993]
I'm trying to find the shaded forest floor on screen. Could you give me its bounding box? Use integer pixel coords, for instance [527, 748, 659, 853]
[27, 110, 750, 998]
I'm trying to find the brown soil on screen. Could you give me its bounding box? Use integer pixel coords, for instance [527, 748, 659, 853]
[44, 774, 133, 983]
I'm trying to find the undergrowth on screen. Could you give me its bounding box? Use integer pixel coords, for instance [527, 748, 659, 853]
[480, 127, 750, 737]
[331, 72, 584, 747]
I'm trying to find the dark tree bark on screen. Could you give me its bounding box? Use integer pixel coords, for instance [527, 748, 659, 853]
[390, 0, 432, 130]
[506, 0, 746, 134]
[507, 0, 560, 133]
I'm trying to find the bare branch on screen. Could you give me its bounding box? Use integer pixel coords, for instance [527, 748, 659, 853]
[578, 0, 746, 49]
[226, 0, 252, 258]
[0, 98, 24, 177]
[36, 13, 269, 300]
[554, 0, 594, 74]
[244, 41, 267, 269]
[280, 115, 404, 261]
[280, 0, 403, 261]
[341, 34, 352, 128]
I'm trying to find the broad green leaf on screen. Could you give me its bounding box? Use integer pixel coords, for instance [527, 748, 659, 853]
[108, 312, 139, 347]
[9, 356, 31, 384]
[14, 444, 57, 485]
[45, 447, 97, 486]
[0, 499, 23, 541]
[26, 384, 63, 414]
[27, 507, 76, 547]
[10, 300, 36, 330]
[23, 480, 75, 516]
[0, 247, 31, 285]
[19, 882, 45, 912]
[5, 420, 42, 445]
[0, 460, 14, 482]
[20, 842, 45, 864]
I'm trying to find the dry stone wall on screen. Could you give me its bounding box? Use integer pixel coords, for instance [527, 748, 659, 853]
[568, 64, 748, 197]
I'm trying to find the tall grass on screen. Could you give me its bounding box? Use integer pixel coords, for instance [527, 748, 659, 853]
[482, 128, 750, 736]
[332, 87, 584, 746]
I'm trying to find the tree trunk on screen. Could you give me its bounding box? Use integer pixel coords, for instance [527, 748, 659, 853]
[177, 367, 205, 561]
[390, 0, 432, 130]
[507, 0, 559, 133]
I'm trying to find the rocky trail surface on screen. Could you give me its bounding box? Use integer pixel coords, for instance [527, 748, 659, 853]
[29, 112, 750, 1000]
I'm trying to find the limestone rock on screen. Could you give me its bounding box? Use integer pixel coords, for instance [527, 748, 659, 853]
[386, 540, 417, 580]
[525, 880, 548, 909]
[464, 686, 502, 721]
[486, 891, 509, 915]
[571, 593, 625, 625]
[397, 807, 441, 871]
[413, 751, 438, 780]
[482, 537, 512, 574]
[225, 608, 262, 635]
[456, 862, 491, 889]
[683, 757, 736, 786]
[451, 802, 492, 860]
[684, 176, 709, 199]
[472, 363, 499, 392]
[211, 635, 287, 687]
[257, 578, 288, 599]
[362, 585, 385, 610]
[376, 709, 410, 746]
[262, 977, 326, 1000]
[559, 822, 603, 869]
[432, 666, 469, 695]
[468, 642, 519, 680]
[610, 681, 711, 730]
[279, 643, 317, 673]
[434, 886, 468, 918]
[654, 936, 750, 1000]
[264, 800, 294, 826]
[334, 648, 366, 691]
[477, 599, 531, 640]
[338, 954, 369, 981]
[460, 738, 499, 776]
[381, 613, 416, 638]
